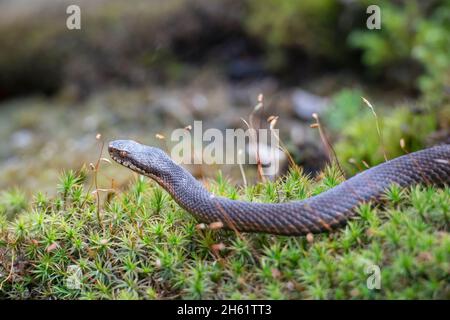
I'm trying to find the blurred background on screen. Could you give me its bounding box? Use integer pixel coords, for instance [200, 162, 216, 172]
[0, 0, 449, 194]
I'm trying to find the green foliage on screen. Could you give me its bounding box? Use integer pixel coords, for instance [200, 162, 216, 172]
[324, 89, 365, 131]
[334, 106, 436, 174]
[413, 5, 450, 105]
[349, 0, 450, 104]
[0, 167, 449, 299]
[322, 88, 439, 175]
[348, 1, 418, 69]
[2, 0, 448, 107]
[245, 0, 345, 68]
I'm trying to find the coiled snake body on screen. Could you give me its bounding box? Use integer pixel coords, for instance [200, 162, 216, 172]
[109, 140, 450, 235]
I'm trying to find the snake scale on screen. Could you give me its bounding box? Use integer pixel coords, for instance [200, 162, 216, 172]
[109, 140, 450, 235]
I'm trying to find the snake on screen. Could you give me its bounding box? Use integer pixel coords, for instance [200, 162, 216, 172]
[109, 140, 450, 236]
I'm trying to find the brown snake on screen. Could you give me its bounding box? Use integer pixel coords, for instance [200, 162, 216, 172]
[109, 140, 450, 235]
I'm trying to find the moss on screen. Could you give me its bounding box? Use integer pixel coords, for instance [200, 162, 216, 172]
[0, 189, 28, 220]
[334, 106, 437, 175]
[0, 165, 448, 299]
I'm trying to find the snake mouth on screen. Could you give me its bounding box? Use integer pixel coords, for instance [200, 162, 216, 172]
[108, 145, 148, 175]
[110, 153, 147, 175]
[108, 143, 169, 190]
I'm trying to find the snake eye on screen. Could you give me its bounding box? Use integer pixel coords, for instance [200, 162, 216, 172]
[119, 151, 128, 157]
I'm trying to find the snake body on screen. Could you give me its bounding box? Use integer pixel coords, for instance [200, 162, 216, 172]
[109, 140, 450, 235]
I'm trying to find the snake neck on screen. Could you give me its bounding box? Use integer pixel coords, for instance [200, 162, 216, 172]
[153, 160, 216, 217]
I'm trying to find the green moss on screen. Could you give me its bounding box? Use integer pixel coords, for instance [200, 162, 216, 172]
[334, 106, 437, 175]
[0, 165, 448, 299]
[0, 189, 28, 220]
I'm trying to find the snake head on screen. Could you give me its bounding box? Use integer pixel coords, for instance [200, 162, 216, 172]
[108, 139, 171, 177]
